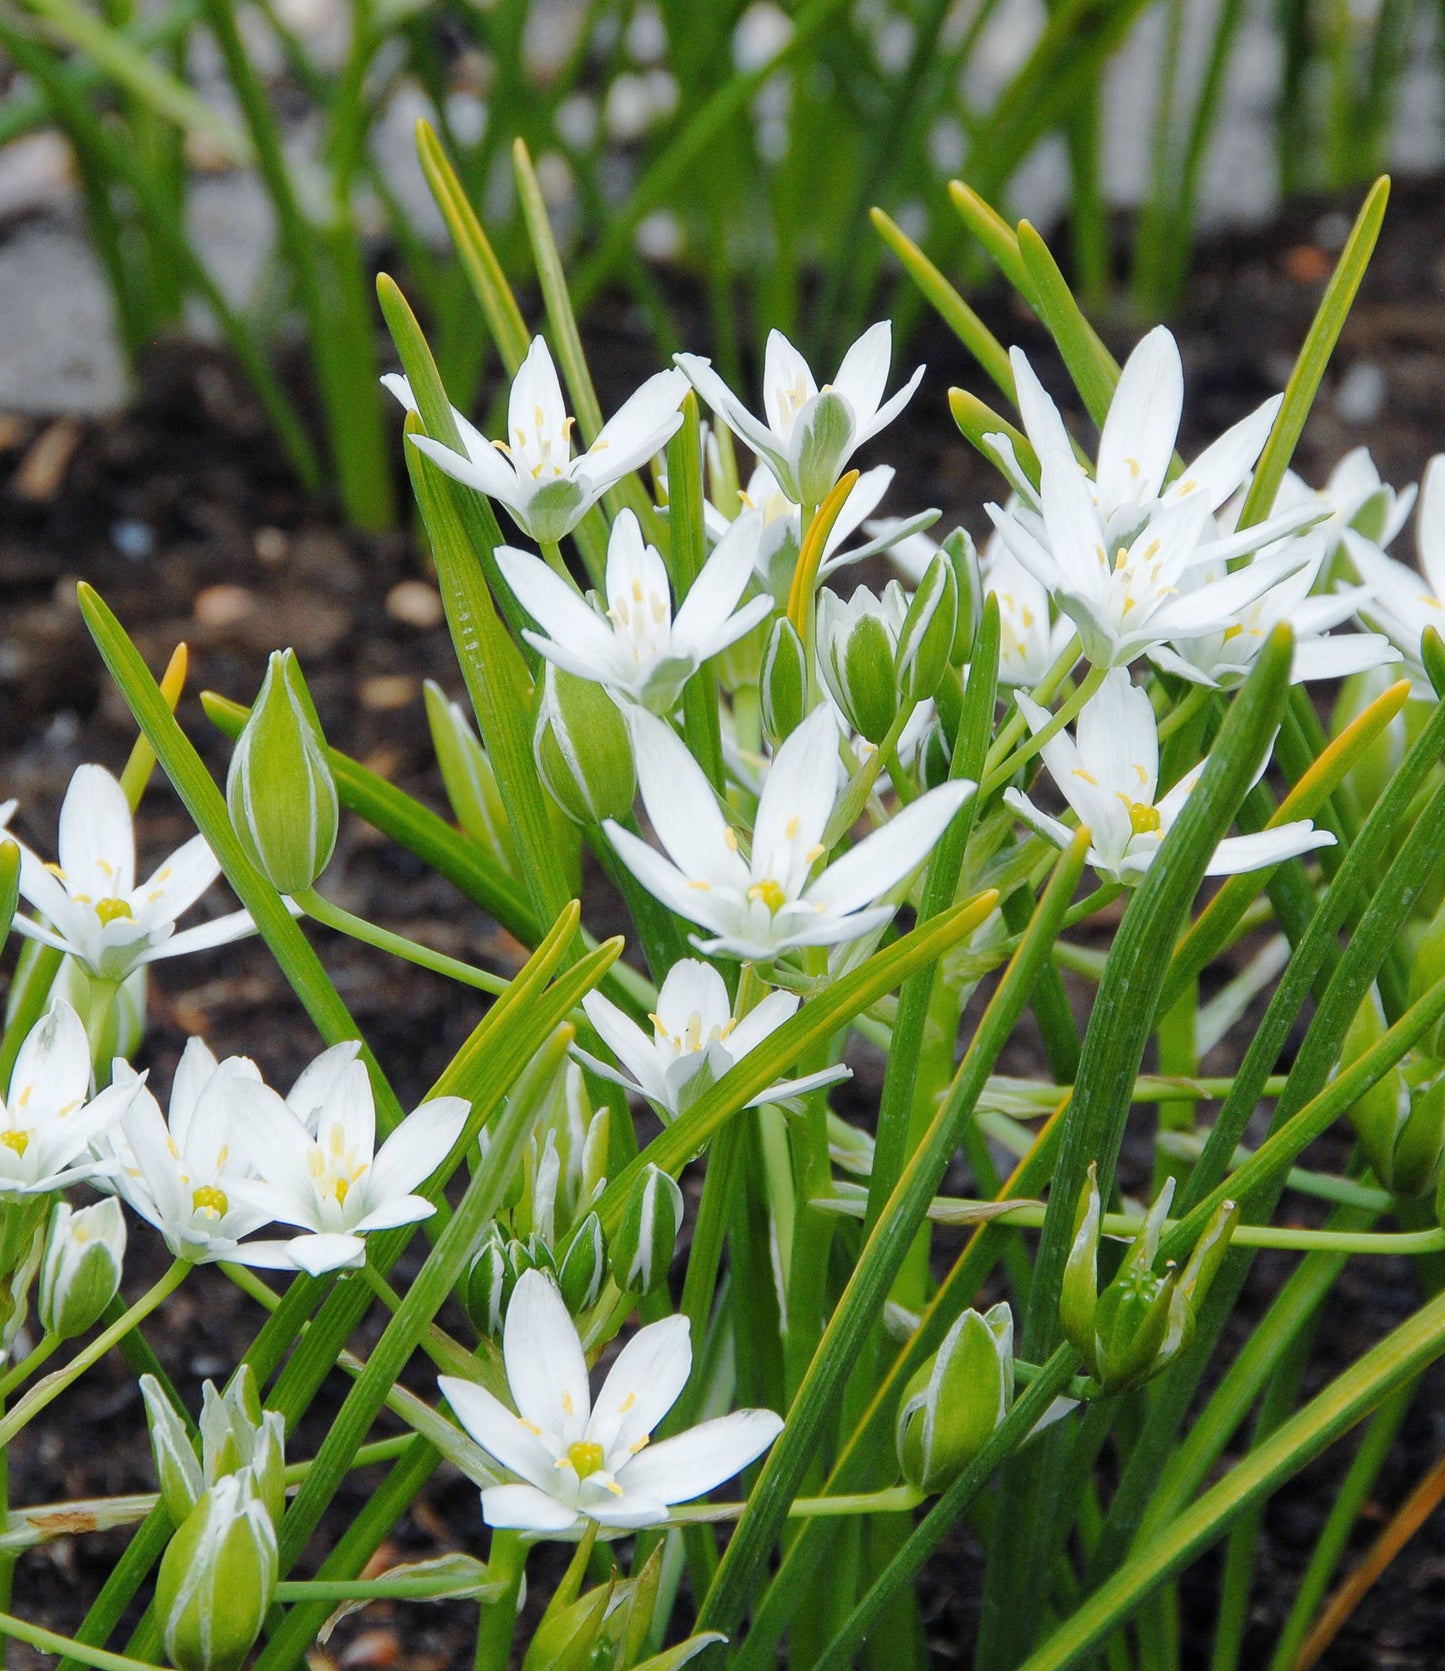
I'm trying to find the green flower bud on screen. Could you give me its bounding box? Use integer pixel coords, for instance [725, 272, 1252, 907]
[896, 1301, 1013, 1493]
[226, 649, 337, 893]
[1061, 1168, 1238, 1394]
[1342, 987, 1412, 1187]
[141, 1375, 203, 1525]
[0, 1198, 48, 1363]
[1409, 899, 1445, 1059]
[156, 1475, 278, 1671]
[896, 554, 958, 704]
[580, 1103, 610, 1213]
[1387, 1070, 1445, 1198]
[464, 1225, 509, 1339]
[38, 1197, 125, 1340]
[941, 529, 982, 667]
[557, 1211, 607, 1314]
[533, 664, 636, 827]
[198, 1365, 285, 1519]
[423, 680, 521, 874]
[817, 583, 908, 745]
[611, 1164, 683, 1297]
[760, 617, 808, 748]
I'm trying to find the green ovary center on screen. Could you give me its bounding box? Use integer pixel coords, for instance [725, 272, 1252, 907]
[566, 1440, 606, 1480]
[95, 898, 133, 926]
[192, 1185, 228, 1218]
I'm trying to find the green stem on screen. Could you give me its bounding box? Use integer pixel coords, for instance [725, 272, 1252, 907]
[473, 1529, 525, 1671]
[0, 1611, 163, 1671]
[985, 1203, 1441, 1255]
[821, 703, 919, 850]
[981, 662, 1106, 797]
[295, 889, 509, 997]
[0, 1260, 187, 1447]
[0, 1335, 59, 1403]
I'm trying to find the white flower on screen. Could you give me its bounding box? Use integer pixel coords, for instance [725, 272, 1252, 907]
[387, 338, 687, 545]
[105, 1040, 292, 1268]
[989, 449, 1312, 670]
[1148, 541, 1396, 689]
[227, 1044, 470, 1275]
[440, 1268, 783, 1535]
[0, 1001, 139, 1197]
[999, 328, 1285, 543]
[497, 507, 774, 713]
[578, 959, 849, 1121]
[676, 322, 924, 506]
[1343, 453, 1445, 677]
[10, 765, 253, 984]
[1003, 669, 1335, 885]
[605, 705, 973, 961]
[1276, 446, 1416, 559]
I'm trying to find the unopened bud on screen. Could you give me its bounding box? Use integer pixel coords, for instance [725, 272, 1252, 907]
[38, 1197, 125, 1340]
[611, 1164, 683, 1296]
[941, 529, 982, 666]
[465, 1225, 509, 1339]
[1410, 899, 1445, 1059]
[226, 649, 337, 893]
[896, 554, 957, 703]
[557, 1211, 607, 1313]
[141, 1375, 203, 1525]
[817, 583, 907, 744]
[533, 664, 636, 826]
[760, 617, 808, 748]
[896, 1301, 1013, 1493]
[156, 1475, 278, 1671]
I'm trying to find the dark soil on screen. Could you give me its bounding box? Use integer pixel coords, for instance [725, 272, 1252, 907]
[4, 176, 1445, 1668]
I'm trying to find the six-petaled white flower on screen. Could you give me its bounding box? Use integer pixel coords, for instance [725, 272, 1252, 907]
[578, 959, 849, 1121]
[228, 1044, 470, 1275]
[440, 1268, 783, 1536]
[497, 507, 773, 713]
[1004, 668, 1336, 884]
[387, 338, 687, 545]
[605, 705, 973, 961]
[10, 765, 254, 984]
[677, 322, 924, 507]
[0, 1001, 139, 1198]
[1343, 452, 1445, 679]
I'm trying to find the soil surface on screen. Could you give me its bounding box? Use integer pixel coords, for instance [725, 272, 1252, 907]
[4, 178, 1445, 1668]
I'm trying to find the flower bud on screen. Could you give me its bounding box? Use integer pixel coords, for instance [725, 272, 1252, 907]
[817, 583, 908, 744]
[1409, 899, 1445, 1059]
[580, 1103, 610, 1212]
[423, 681, 521, 873]
[760, 617, 808, 748]
[226, 649, 337, 894]
[611, 1164, 683, 1296]
[533, 664, 636, 827]
[1385, 1068, 1445, 1198]
[1061, 1166, 1238, 1394]
[141, 1374, 203, 1524]
[38, 1197, 125, 1340]
[0, 1198, 50, 1363]
[557, 1211, 607, 1314]
[895, 555, 958, 704]
[941, 529, 982, 666]
[896, 1301, 1013, 1493]
[156, 1475, 278, 1671]
[464, 1224, 509, 1339]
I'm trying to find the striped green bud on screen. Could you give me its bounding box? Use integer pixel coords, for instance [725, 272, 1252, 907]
[38, 1197, 125, 1340]
[533, 664, 636, 827]
[611, 1164, 683, 1297]
[817, 581, 907, 744]
[760, 617, 808, 748]
[226, 649, 337, 893]
[464, 1224, 509, 1339]
[896, 553, 957, 704]
[941, 529, 981, 666]
[557, 1211, 607, 1314]
[896, 1302, 1013, 1492]
[141, 1375, 203, 1525]
[156, 1475, 277, 1671]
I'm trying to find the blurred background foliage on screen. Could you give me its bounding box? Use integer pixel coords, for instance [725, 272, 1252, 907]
[0, 0, 1436, 527]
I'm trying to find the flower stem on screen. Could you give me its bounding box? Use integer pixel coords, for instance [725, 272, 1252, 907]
[0, 1334, 59, 1402]
[0, 1259, 187, 1447]
[474, 1528, 526, 1671]
[540, 539, 571, 580]
[0, 1609, 163, 1671]
[980, 661, 1107, 797]
[822, 701, 918, 849]
[295, 888, 509, 997]
[985, 1203, 1444, 1255]
[82, 978, 120, 1084]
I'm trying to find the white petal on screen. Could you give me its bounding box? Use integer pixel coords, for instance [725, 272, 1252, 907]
[508, 337, 569, 453]
[805, 781, 972, 917]
[59, 765, 135, 901]
[752, 706, 840, 887]
[443, 1377, 560, 1492]
[1011, 348, 1073, 461]
[619, 1408, 784, 1504]
[496, 547, 620, 669]
[671, 510, 766, 655]
[857, 362, 925, 446]
[286, 1232, 368, 1275]
[762, 330, 819, 437]
[1172, 397, 1281, 511]
[145, 908, 257, 961]
[368, 1095, 469, 1199]
[591, 1314, 691, 1456]
[352, 1195, 436, 1232]
[580, 991, 667, 1103]
[503, 1269, 591, 1433]
[831, 322, 892, 427]
[674, 354, 784, 470]
[1096, 327, 1182, 507]
[1204, 823, 1335, 877]
[725, 991, 799, 1059]
[1419, 454, 1445, 598]
[409, 433, 521, 508]
[629, 711, 749, 889]
[583, 1492, 671, 1529]
[602, 823, 738, 937]
[481, 1482, 579, 1533]
[286, 1040, 363, 1132]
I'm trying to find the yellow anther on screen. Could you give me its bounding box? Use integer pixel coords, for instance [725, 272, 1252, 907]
[566, 1440, 605, 1479]
[518, 1417, 543, 1436]
[192, 1185, 228, 1218]
[1071, 768, 1099, 787]
[723, 827, 739, 852]
[619, 1393, 637, 1413]
[687, 879, 713, 892]
[334, 1176, 350, 1206]
[562, 1391, 575, 1415]
[632, 578, 644, 603]
[785, 815, 800, 840]
[1222, 623, 1243, 643]
[0, 1131, 29, 1157]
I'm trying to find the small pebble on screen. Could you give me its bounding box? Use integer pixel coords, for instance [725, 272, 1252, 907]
[360, 674, 418, 711]
[110, 518, 154, 561]
[255, 526, 290, 566]
[12, 419, 81, 503]
[339, 1630, 399, 1670]
[194, 584, 257, 629]
[385, 580, 444, 629]
[1336, 361, 1386, 425]
[1282, 244, 1331, 285]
